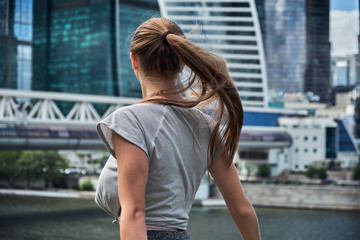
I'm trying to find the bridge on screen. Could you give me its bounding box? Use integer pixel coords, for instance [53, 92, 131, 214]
[0, 89, 291, 150]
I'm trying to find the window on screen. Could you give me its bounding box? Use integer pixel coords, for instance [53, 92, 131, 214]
[313, 136, 317, 141]
[304, 136, 308, 141]
[304, 148, 308, 153]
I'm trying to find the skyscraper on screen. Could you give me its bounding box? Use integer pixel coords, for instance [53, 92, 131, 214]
[255, 0, 306, 93]
[255, 0, 330, 103]
[0, 0, 33, 90]
[158, 0, 269, 108]
[32, 0, 158, 98]
[304, 0, 331, 103]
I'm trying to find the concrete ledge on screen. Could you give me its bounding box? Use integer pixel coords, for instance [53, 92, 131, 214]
[0, 189, 88, 199]
[2, 183, 360, 211]
[242, 183, 360, 211]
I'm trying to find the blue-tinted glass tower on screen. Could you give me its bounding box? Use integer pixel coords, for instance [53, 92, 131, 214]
[255, 0, 330, 103]
[0, 0, 33, 90]
[32, 0, 158, 97]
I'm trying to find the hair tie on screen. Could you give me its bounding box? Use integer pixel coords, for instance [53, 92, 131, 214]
[162, 31, 172, 42]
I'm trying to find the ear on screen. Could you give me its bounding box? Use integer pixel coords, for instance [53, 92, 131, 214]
[130, 52, 139, 70]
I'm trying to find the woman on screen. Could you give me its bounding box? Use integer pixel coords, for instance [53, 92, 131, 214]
[96, 17, 261, 240]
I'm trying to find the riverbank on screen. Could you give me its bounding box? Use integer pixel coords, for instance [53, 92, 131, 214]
[195, 183, 360, 211]
[1, 183, 359, 211]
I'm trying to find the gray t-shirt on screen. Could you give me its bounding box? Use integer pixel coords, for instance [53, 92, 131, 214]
[95, 103, 221, 230]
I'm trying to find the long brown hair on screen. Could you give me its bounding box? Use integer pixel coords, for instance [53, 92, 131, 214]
[130, 18, 243, 167]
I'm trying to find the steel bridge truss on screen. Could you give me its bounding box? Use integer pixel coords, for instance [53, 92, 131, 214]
[0, 89, 140, 126]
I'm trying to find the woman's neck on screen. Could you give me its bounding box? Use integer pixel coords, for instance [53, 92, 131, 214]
[140, 76, 183, 101]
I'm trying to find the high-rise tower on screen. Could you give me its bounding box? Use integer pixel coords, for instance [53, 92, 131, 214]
[32, 0, 158, 97]
[0, 0, 33, 90]
[158, 0, 269, 108]
[304, 0, 331, 103]
[255, 0, 330, 103]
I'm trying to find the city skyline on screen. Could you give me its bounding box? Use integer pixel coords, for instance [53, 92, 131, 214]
[0, 0, 359, 103]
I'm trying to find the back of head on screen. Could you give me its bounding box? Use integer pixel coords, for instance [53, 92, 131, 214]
[130, 18, 185, 79]
[130, 17, 244, 167]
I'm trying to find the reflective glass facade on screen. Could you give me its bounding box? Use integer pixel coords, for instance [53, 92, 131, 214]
[32, 0, 158, 97]
[335, 120, 357, 152]
[118, 0, 159, 97]
[255, 0, 330, 103]
[304, 0, 330, 103]
[0, 0, 32, 90]
[325, 127, 337, 158]
[255, 0, 306, 93]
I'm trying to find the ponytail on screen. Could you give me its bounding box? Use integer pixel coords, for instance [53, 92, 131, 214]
[130, 18, 243, 167]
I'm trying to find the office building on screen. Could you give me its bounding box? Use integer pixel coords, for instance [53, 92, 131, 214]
[304, 0, 331, 103]
[255, 0, 330, 103]
[255, 0, 307, 94]
[32, 0, 158, 98]
[0, 0, 33, 90]
[158, 0, 269, 108]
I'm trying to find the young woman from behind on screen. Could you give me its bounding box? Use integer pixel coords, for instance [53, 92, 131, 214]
[96, 17, 261, 240]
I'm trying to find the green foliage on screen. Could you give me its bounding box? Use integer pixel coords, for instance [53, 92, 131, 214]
[317, 168, 328, 180]
[256, 163, 271, 178]
[306, 166, 318, 179]
[306, 165, 328, 180]
[80, 179, 94, 191]
[1, 150, 69, 188]
[0, 150, 22, 187]
[353, 161, 360, 180]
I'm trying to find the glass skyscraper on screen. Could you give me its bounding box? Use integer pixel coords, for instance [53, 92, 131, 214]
[255, 0, 306, 94]
[0, 0, 33, 90]
[31, 0, 158, 97]
[304, 0, 330, 103]
[255, 0, 330, 103]
[158, 0, 269, 108]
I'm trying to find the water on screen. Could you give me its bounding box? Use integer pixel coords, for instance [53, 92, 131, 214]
[0, 195, 359, 240]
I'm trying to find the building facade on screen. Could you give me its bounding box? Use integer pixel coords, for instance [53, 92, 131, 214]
[31, 0, 158, 97]
[158, 0, 269, 108]
[331, 56, 357, 87]
[0, 0, 33, 90]
[255, 0, 307, 94]
[304, 0, 331, 103]
[255, 0, 330, 103]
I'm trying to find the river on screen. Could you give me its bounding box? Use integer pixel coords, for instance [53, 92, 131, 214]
[0, 195, 359, 240]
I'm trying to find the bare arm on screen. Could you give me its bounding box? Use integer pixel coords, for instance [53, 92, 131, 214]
[209, 154, 261, 240]
[112, 131, 148, 240]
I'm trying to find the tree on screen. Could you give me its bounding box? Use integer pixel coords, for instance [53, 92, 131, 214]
[256, 163, 271, 178]
[353, 161, 360, 180]
[317, 168, 328, 180]
[41, 151, 70, 188]
[18, 151, 69, 188]
[306, 165, 317, 179]
[0, 150, 22, 187]
[18, 151, 43, 188]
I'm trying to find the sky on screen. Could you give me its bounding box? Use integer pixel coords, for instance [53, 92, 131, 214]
[330, 0, 358, 11]
[330, 0, 359, 57]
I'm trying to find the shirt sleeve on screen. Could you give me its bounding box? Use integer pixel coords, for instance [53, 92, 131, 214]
[96, 107, 149, 159]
